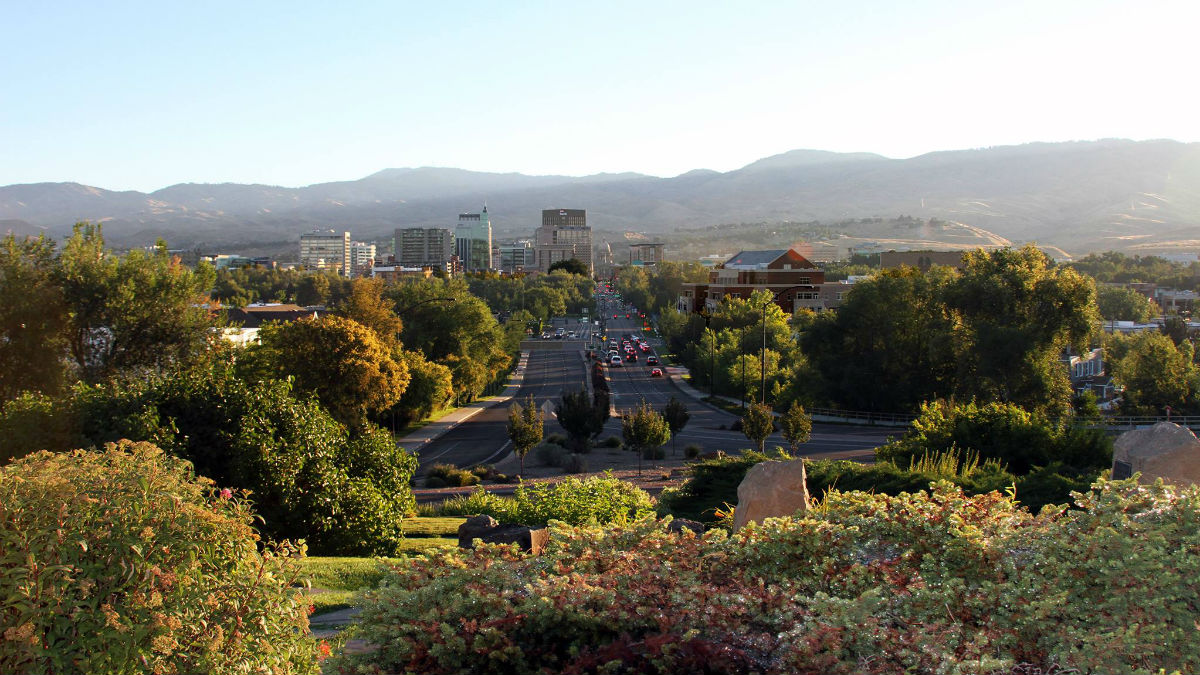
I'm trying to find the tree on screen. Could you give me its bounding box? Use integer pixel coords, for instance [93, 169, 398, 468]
[1097, 286, 1158, 323]
[0, 234, 69, 401]
[662, 397, 690, 456]
[388, 278, 512, 403]
[338, 277, 404, 348]
[507, 394, 543, 475]
[801, 266, 958, 412]
[387, 349, 454, 429]
[741, 402, 774, 453]
[56, 223, 217, 383]
[622, 399, 671, 474]
[945, 245, 1099, 416]
[556, 388, 600, 453]
[295, 273, 331, 306]
[547, 258, 589, 276]
[244, 315, 410, 429]
[779, 401, 812, 454]
[1112, 331, 1199, 416]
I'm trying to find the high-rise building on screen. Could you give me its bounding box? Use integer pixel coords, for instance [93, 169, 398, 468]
[350, 242, 377, 278]
[394, 227, 454, 271]
[299, 230, 351, 276]
[534, 208, 592, 275]
[454, 207, 493, 272]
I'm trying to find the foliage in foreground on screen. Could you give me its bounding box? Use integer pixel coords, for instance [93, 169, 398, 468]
[0, 442, 318, 675]
[327, 481, 1200, 675]
[0, 366, 418, 555]
[658, 447, 1101, 524]
[432, 475, 654, 526]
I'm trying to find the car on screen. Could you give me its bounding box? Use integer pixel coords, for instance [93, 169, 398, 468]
[541, 332, 552, 339]
[567, 332, 577, 339]
[610, 356, 623, 366]
[613, 314, 619, 319]
[640, 343, 651, 353]
[646, 355, 658, 365]
[650, 367, 663, 377]
[627, 352, 637, 362]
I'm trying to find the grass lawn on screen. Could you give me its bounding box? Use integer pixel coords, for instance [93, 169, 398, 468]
[300, 517, 464, 617]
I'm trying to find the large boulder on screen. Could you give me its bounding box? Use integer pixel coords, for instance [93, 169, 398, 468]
[457, 514, 550, 554]
[732, 458, 811, 531]
[1112, 422, 1200, 487]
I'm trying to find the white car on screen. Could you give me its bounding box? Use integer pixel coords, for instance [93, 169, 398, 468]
[610, 355, 623, 366]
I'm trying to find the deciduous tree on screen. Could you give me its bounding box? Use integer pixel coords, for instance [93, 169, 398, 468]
[779, 401, 812, 454]
[622, 399, 670, 473]
[740, 402, 774, 453]
[0, 234, 68, 400]
[507, 394, 544, 475]
[245, 315, 410, 429]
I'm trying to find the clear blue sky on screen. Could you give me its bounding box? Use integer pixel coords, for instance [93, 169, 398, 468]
[2, 0, 1196, 192]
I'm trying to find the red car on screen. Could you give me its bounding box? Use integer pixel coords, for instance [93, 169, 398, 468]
[646, 356, 659, 365]
[650, 367, 663, 377]
[640, 343, 651, 353]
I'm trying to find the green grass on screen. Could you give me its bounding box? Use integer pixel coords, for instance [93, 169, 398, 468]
[306, 590, 357, 617]
[297, 557, 398, 592]
[403, 516, 467, 537]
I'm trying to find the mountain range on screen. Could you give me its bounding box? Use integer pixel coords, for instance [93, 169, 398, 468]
[2, 139, 1199, 256]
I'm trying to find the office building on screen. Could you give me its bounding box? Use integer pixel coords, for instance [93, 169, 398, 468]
[535, 208, 592, 275]
[498, 240, 535, 274]
[299, 230, 351, 276]
[350, 242, 377, 278]
[395, 227, 454, 270]
[454, 207, 493, 272]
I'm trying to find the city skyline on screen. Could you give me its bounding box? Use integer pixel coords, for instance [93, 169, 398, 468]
[3, 1, 1196, 192]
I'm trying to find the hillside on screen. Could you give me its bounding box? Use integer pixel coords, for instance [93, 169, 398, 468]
[2, 139, 1198, 256]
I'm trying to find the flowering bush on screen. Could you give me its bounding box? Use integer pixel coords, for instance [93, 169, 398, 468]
[328, 480, 1200, 674]
[0, 441, 318, 674]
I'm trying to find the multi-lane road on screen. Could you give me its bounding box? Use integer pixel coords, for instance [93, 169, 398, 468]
[414, 313, 892, 473]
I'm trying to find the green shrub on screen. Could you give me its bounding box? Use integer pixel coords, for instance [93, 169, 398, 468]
[427, 463, 481, 487]
[877, 400, 1111, 474]
[434, 476, 653, 526]
[424, 475, 448, 488]
[544, 433, 568, 446]
[658, 449, 785, 524]
[601, 435, 623, 448]
[0, 441, 318, 674]
[683, 443, 702, 459]
[562, 453, 589, 474]
[0, 368, 419, 556]
[534, 441, 568, 467]
[0, 392, 81, 464]
[331, 481, 1200, 675]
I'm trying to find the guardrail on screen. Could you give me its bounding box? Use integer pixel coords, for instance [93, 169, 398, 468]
[805, 408, 1200, 430]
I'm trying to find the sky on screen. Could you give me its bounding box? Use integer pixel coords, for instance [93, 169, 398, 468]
[2, 0, 1197, 192]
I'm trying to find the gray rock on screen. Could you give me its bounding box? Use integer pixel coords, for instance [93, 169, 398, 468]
[457, 515, 550, 554]
[732, 458, 811, 532]
[1112, 422, 1200, 487]
[667, 518, 704, 534]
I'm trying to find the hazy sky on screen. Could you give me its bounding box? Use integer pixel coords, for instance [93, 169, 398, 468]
[3, 0, 1196, 192]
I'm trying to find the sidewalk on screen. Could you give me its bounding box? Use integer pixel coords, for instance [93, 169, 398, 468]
[397, 352, 528, 454]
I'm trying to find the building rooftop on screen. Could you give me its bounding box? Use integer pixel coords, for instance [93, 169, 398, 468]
[724, 249, 791, 269]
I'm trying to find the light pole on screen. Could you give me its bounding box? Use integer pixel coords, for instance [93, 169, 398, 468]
[740, 324, 747, 409]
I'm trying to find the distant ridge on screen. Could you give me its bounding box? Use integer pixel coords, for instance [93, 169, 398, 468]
[2, 139, 1199, 256]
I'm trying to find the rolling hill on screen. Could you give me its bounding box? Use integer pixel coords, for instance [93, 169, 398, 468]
[2, 139, 1198, 256]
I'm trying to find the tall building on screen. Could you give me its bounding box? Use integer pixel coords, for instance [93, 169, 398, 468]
[299, 230, 351, 276]
[535, 208, 592, 275]
[454, 207, 493, 272]
[350, 242, 377, 278]
[394, 227, 454, 271]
